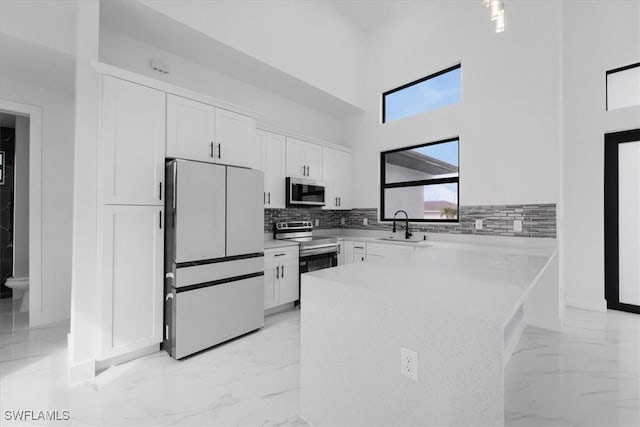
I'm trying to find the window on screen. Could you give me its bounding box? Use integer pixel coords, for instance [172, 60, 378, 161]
[382, 64, 461, 123]
[606, 62, 640, 111]
[380, 138, 459, 222]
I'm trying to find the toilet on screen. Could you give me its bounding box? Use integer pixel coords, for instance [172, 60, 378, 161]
[5, 277, 29, 312]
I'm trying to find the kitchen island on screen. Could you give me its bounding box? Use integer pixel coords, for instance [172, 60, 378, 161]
[299, 240, 558, 426]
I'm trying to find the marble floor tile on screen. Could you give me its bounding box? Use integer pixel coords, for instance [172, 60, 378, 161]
[0, 301, 638, 426]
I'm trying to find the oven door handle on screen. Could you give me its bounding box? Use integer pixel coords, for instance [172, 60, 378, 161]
[300, 246, 339, 257]
[302, 243, 338, 251]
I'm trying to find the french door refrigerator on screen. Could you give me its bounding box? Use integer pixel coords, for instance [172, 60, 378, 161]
[163, 159, 264, 359]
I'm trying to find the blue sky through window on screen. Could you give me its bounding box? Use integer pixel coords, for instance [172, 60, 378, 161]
[413, 140, 458, 167]
[384, 67, 461, 123]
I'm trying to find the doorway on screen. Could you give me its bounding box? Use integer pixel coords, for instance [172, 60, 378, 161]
[0, 100, 42, 327]
[604, 129, 640, 314]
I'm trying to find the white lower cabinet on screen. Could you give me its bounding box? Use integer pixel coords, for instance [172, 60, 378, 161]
[264, 246, 300, 310]
[100, 205, 164, 359]
[341, 240, 416, 265]
[353, 242, 367, 263]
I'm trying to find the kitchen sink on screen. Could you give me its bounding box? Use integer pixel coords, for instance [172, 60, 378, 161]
[376, 237, 428, 245]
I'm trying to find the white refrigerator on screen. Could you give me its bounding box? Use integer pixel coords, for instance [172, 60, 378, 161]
[163, 159, 264, 359]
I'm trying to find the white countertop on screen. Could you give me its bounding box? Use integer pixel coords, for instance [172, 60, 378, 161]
[305, 240, 556, 326]
[264, 239, 300, 249]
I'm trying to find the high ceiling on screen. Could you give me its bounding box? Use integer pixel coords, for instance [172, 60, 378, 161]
[328, 0, 408, 31]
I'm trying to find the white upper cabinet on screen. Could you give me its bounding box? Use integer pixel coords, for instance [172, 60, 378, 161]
[101, 76, 166, 206]
[167, 95, 257, 169]
[214, 108, 258, 169]
[286, 137, 323, 181]
[323, 147, 352, 210]
[166, 94, 216, 163]
[258, 130, 286, 208]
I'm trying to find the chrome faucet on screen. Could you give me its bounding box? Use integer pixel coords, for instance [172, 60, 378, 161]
[392, 210, 412, 239]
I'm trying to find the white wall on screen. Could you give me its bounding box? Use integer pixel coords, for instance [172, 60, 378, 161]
[345, 1, 561, 209]
[562, 1, 640, 311]
[69, 0, 100, 383]
[0, 76, 74, 322]
[0, 0, 77, 57]
[99, 28, 345, 146]
[139, 0, 364, 108]
[13, 115, 29, 277]
[0, 0, 77, 325]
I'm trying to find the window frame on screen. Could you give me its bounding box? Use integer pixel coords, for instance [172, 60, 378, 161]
[605, 62, 640, 111]
[382, 63, 461, 124]
[380, 137, 460, 223]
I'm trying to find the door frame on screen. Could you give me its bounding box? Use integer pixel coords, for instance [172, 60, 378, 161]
[604, 128, 640, 314]
[0, 100, 43, 326]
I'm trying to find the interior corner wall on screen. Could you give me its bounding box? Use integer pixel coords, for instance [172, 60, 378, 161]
[13, 115, 29, 277]
[138, 0, 364, 108]
[345, 1, 561, 210]
[0, 77, 74, 322]
[562, 1, 640, 311]
[98, 28, 346, 146]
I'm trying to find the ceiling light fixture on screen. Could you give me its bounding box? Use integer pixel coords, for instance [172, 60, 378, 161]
[483, 0, 506, 33]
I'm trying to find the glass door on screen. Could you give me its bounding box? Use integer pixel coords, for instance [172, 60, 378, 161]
[605, 129, 640, 314]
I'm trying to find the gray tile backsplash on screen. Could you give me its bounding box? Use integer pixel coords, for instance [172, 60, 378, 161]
[264, 204, 556, 238]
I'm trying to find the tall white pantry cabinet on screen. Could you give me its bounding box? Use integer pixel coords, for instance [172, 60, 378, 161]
[99, 76, 165, 360]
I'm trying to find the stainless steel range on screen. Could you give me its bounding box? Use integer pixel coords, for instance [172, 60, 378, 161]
[274, 222, 338, 299]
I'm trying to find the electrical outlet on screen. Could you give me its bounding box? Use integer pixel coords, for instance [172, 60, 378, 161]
[315, 219, 320, 227]
[514, 220, 523, 233]
[400, 347, 418, 381]
[363, 218, 368, 226]
[475, 219, 483, 230]
[341, 217, 345, 225]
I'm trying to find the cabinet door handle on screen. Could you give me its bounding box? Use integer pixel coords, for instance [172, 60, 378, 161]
[338, 197, 341, 207]
[307, 165, 310, 176]
[268, 192, 271, 204]
[159, 211, 162, 229]
[218, 143, 222, 159]
[276, 266, 280, 279]
[354, 246, 364, 249]
[281, 265, 285, 278]
[274, 253, 286, 257]
[210, 142, 214, 158]
[159, 182, 163, 201]
[264, 192, 266, 204]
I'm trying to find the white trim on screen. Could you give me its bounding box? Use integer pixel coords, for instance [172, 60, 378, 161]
[0, 100, 43, 327]
[93, 62, 263, 120]
[565, 295, 607, 312]
[256, 122, 351, 153]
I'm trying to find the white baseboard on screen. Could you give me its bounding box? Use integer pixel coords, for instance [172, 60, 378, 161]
[526, 314, 563, 332]
[95, 344, 160, 373]
[68, 358, 95, 385]
[565, 295, 607, 312]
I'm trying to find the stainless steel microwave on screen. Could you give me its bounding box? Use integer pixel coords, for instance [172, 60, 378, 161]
[286, 177, 326, 207]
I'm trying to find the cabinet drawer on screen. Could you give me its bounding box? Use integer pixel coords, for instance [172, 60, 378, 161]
[265, 247, 299, 268]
